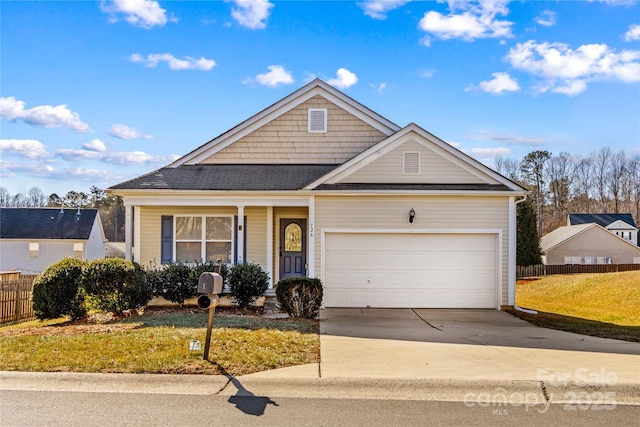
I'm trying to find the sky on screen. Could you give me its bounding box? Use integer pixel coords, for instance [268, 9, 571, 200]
[1, 0, 639, 197]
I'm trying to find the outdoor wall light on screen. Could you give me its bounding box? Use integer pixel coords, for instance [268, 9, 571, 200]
[409, 208, 415, 224]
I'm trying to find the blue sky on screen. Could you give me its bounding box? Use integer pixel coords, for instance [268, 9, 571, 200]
[1, 0, 639, 196]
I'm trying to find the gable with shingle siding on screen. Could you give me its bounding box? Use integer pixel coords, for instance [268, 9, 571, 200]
[200, 95, 387, 165]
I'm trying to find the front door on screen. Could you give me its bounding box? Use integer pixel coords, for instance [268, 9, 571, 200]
[279, 218, 307, 280]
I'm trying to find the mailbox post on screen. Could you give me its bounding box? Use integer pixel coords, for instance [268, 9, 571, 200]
[196, 272, 223, 361]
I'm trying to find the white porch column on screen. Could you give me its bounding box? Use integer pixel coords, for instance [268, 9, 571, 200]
[124, 203, 133, 261]
[266, 206, 274, 290]
[237, 205, 244, 264]
[308, 196, 315, 278]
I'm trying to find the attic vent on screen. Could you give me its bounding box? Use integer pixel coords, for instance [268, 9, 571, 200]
[403, 152, 420, 174]
[308, 108, 327, 133]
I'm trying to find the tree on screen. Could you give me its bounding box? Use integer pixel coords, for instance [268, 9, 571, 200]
[516, 197, 542, 266]
[593, 147, 612, 212]
[520, 150, 551, 235]
[546, 152, 573, 231]
[26, 186, 46, 207]
[0, 187, 10, 207]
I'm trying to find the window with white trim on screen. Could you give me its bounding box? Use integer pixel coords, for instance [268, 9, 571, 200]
[175, 216, 233, 263]
[403, 152, 420, 174]
[308, 108, 327, 133]
[73, 243, 84, 259]
[29, 242, 39, 258]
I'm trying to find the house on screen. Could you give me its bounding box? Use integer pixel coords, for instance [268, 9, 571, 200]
[568, 213, 638, 245]
[109, 79, 527, 309]
[0, 208, 106, 273]
[541, 223, 640, 265]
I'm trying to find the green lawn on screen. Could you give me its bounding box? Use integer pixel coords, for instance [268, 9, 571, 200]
[0, 309, 319, 375]
[512, 271, 640, 342]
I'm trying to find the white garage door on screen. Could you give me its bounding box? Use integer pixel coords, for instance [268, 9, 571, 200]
[323, 232, 498, 308]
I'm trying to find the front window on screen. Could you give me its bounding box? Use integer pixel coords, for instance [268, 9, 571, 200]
[175, 216, 233, 263]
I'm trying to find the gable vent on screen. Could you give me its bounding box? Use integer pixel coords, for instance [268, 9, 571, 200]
[308, 108, 327, 133]
[403, 152, 420, 174]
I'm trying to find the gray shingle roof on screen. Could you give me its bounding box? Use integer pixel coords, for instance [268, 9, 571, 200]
[568, 213, 637, 228]
[109, 164, 341, 191]
[0, 208, 98, 240]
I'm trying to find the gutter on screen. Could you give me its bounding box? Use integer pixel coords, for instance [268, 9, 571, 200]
[513, 195, 538, 314]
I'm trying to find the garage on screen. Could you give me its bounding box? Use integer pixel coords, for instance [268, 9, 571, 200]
[323, 232, 499, 308]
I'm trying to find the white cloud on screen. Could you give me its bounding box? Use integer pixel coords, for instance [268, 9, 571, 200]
[358, 0, 411, 20]
[468, 130, 548, 146]
[327, 68, 358, 89]
[109, 123, 154, 140]
[625, 24, 640, 42]
[471, 72, 520, 94]
[370, 82, 387, 94]
[535, 10, 556, 27]
[0, 139, 50, 159]
[83, 139, 107, 152]
[130, 53, 216, 71]
[0, 97, 91, 132]
[246, 65, 294, 87]
[506, 40, 640, 95]
[229, 0, 273, 29]
[463, 147, 511, 160]
[56, 144, 176, 166]
[419, 0, 513, 45]
[0, 160, 55, 178]
[101, 0, 173, 29]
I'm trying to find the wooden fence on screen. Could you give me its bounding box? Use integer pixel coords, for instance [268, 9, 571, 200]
[517, 264, 640, 278]
[1, 274, 38, 325]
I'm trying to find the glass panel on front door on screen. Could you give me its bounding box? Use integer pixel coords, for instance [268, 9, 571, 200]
[284, 223, 303, 252]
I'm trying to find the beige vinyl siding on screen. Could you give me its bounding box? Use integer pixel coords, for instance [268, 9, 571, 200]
[245, 207, 268, 266]
[340, 140, 487, 184]
[313, 196, 510, 305]
[546, 227, 640, 265]
[138, 206, 237, 267]
[201, 96, 386, 164]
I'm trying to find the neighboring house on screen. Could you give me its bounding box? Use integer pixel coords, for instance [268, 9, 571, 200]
[109, 79, 527, 309]
[0, 208, 106, 273]
[568, 213, 638, 245]
[541, 223, 640, 265]
[105, 242, 125, 258]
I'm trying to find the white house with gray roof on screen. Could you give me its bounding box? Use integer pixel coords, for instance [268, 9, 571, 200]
[109, 79, 527, 309]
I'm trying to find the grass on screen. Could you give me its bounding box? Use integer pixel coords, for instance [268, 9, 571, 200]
[511, 271, 640, 342]
[0, 309, 319, 375]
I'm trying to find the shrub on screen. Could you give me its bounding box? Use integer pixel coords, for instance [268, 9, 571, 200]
[148, 262, 194, 306]
[228, 262, 269, 309]
[275, 277, 323, 319]
[83, 258, 150, 314]
[32, 257, 88, 320]
[190, 261, 229, 291]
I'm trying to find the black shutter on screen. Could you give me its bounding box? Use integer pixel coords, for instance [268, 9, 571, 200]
[233, 216, 247, 264]
[161, 216, 173, 264]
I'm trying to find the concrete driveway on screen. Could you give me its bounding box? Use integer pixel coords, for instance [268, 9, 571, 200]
[319, 309, 640, 384]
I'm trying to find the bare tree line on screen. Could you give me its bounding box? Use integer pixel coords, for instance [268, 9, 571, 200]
[495, 148, 640, 235]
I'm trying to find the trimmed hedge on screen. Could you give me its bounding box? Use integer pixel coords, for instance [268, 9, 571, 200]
[82, 258, 151, 314]
[275, 277, 323, 319]
[228, 262, 269, 309]
[146, 261, 229, 306]
[32, 257, 88, 320]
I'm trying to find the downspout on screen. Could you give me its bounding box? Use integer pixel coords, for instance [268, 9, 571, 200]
[513, 195, 538, 315]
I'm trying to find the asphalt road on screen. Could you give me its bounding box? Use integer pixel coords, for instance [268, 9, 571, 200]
[1, 390, 639, 427]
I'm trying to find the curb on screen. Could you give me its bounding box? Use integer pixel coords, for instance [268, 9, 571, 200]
[2, 371, 639, 405]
